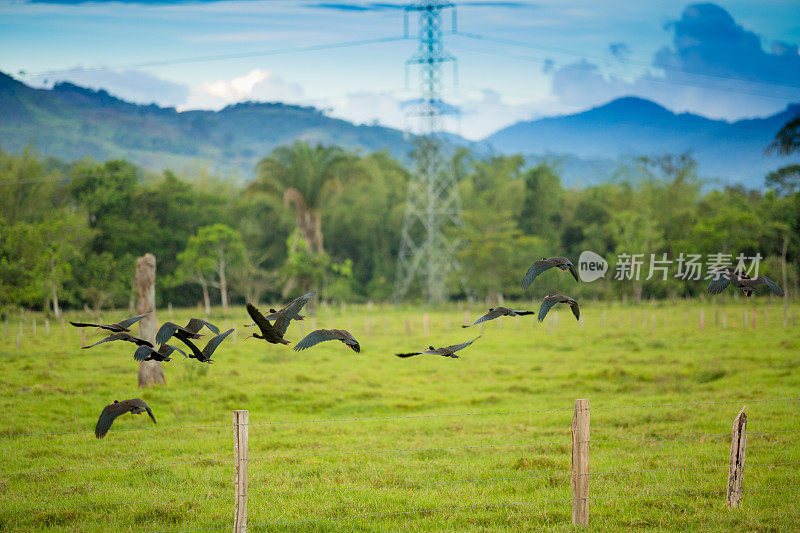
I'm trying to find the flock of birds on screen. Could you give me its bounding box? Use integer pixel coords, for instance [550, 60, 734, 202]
[71, 256, 784, 438]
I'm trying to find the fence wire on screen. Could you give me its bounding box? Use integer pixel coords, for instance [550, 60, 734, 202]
[154, 486, 800, 531]
[5, 461, 797, 515]
[3, 396, 797, 439]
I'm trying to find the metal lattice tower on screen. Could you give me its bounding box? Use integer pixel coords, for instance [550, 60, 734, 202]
[394, 0, 463, 303]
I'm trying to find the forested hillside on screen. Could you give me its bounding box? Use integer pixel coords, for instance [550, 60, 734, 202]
[1, 142, 797, 314]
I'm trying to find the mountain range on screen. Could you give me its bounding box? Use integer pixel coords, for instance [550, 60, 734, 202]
[0, 70, 796, 187]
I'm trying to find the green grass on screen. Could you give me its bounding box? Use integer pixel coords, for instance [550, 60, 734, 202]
[1, 298, 798, 531]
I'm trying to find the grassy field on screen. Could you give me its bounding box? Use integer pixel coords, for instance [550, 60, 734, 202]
[0, 297, 798, 531]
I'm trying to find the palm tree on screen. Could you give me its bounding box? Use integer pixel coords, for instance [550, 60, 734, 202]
[251, 142, 354, 255]
[766, 116, 800, 156]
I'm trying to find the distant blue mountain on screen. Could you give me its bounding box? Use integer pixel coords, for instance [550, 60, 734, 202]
[0, 69, 796, 188]
[486, 96, 800, 188]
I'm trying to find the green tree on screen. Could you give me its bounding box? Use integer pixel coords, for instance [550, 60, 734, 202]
[176, 224, 246, 313]
[251, 142, 354, 255]
[518, 163, 565, 246]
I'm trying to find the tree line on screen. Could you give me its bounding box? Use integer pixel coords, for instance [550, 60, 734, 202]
[1, 124, 798, 314]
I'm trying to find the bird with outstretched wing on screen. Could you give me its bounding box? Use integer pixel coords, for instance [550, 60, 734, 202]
[176, 329, 235, 363]
[70, 312, 150, 333]
[82, 332, 154, 349]
[95, 399, 156, 439]
[522, 257, 579, 289]
[538, 294, 580, 322]
[396, 337, 480, 359]
[294, 329, 360, 353]
[463, 307, 534, 327]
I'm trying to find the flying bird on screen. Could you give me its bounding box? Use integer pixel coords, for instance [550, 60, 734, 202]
[94, 399, 156, 439]
[243, 292, 314, 328]
[82, 332, 154, 349]
[396, 337, 480, 359]
[184, 318, 220, 335]
[538, 294, 580, 322]
[155, 321, 206, 346]
[708, 267, 784, 297]
[522, 257, 579, 289]
[133, 344, 185, 362]
[244, 293, 314, 345]
[175, 329, 234, 363]
[294, 329, 360, 353]
[69, 312, 150, 333]
[463, 307, 534, 327]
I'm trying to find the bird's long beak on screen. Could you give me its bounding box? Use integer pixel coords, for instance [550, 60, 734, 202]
[244, 334, 254, 340]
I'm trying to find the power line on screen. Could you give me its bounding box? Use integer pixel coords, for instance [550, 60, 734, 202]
[28, 36, 409, 76]
[447, 41, 799, 101]
[452, 31, 800, 92]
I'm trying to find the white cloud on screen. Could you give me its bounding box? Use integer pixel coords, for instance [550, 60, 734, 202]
[182, 68, 306, 110]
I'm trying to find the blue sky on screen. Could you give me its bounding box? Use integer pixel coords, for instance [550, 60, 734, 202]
[1, 0, 798, 139]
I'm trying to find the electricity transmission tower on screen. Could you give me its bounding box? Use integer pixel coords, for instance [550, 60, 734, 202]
[394, 0, 463, 303]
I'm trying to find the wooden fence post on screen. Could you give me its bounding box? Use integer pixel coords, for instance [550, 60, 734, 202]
[572, 398, 590, 526]
[699, 309, 705, 331]
[726, 406, 747, 508]
[233, 410, 249, 532]
[136, 254, 165, 387]
[423, 314, 430, 337]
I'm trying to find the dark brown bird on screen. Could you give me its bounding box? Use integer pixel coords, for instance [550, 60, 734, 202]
[244, 292, 314, 345]
[463, 307, 534, 327]
[70, 312, 150, 333]
[95, 399, 156, 439]
[82, 332, 154, 349]
[396, 337, 480, 359]
[708, 267, 783, 297]
[243, 291, 314, 328]
[155, 320, 207, 345]
[175, 329, 234, 363]
[538, 294, 580, 322]
[133, 344, 185, 362]
[522, 257, 579, 289]
[294, 329, 360, 353]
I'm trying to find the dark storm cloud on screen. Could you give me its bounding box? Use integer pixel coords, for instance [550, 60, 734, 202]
[653, 3, 800, 88]
[548, 3, 800, 119]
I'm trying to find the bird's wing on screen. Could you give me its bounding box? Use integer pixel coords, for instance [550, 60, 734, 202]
[293, 329, 340, 351]
[155, 322, 181, 345]
[160, 344, 186, 358]
[570, 301, 580, 321]
[116, 312, 149, 330]
[707, 273, 732, 294]
[95, 402, 132, 438]
[130, 399, 157, 425]
[466, 308, 504, 327]
[275, 292, 315, 336]
[537, 298, 558, 322]
[395, 352, 422, 358]
[443, 336, 481, 353]
[83, 332, 126, 349]
[202, 329, 234, 358]
[753, 276, 785, 296]
[133, 345, 155, 362]
[246, 303, 278, 337]
[184, 318, 220, 335]
[567, 262, 580, 282]
[69, 321, 99, 328]
[522, 259, 554, 289]
[175, 336, 205, 359]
